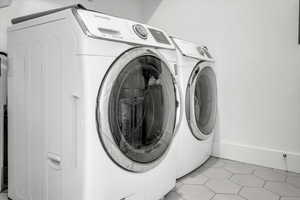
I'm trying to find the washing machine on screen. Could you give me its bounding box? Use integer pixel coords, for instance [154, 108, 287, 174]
[171, 37, 217, 179]
[7, 5, 181, 200]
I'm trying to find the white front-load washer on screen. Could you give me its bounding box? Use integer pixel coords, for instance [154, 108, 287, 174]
[7, 5, 180, 200]
[171, 37, 218, 179]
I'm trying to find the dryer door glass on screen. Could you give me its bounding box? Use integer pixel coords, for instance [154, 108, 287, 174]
[108, 55, 176, 164]
[193, 66, 217, 135]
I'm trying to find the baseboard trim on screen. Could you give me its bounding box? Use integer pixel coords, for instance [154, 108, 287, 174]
[212, 141, 300, 173]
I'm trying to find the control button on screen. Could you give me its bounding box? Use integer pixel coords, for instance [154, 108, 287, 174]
[133, 24, 148, 39]
[202, 46, 212, 58]
[197, 47, 205, 56]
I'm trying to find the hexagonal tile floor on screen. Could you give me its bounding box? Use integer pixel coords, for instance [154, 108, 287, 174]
[166, 157, 300, 200]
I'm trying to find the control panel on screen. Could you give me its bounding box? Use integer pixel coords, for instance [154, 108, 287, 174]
[74, 9, 175, 49]
[171, 37, 213, 61]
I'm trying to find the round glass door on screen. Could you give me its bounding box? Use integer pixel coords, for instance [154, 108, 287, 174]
[97, 48, 177, 172]
[186, 64, 217, 140]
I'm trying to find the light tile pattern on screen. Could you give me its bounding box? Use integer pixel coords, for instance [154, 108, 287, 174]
[176, 185, 214, 200]
[239, 187, 279, 200]
[254, 168, 286, 181]
[224, 164, 256, 174]
[230, 174, 264, 187]
[264, 182, 300, 197]
[202, 157, 225, 168]
[287, 176, 300, 188]
[201, 168, 232, 180]
[1, 157, 300, 200]
[180, 174, 209, 185]
[166, 157, 300, 200]
[211, 194, 245, 200]
[206, 179, 241, 194]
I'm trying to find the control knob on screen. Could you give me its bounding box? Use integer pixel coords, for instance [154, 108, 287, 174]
[133, 24, 148, 39]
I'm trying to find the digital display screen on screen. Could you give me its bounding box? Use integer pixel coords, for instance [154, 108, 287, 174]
[148, 28, 170, 45]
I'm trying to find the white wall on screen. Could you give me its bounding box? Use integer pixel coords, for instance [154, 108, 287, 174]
[141, 0, 162, 23]
[0, 0, 144, 52]
[146, 0, 300, 173]
[79, 0, 144, 22]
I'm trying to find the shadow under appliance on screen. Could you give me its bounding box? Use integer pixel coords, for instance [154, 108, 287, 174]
[171, 37, 217, 178]
[0, 52, 8, 191]
[7, 5, 180, 200]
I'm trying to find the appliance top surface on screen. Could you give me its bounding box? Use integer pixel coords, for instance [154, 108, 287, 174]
[171, 37, 213, 61]
[74, 9, 176, 50]
[9, 5, 176, 50]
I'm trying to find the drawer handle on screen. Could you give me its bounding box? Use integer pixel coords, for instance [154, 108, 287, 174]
[98, 27, 121, 35]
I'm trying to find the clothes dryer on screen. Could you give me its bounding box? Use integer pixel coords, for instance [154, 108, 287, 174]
[171, 37, 217, 178]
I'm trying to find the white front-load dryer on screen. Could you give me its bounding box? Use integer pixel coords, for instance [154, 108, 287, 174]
[7, 5, 180, 200]
[171, 37, 218, 179]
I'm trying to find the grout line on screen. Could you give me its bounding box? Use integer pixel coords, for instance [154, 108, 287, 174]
[262, 180, 267, 187]
[237, 186, 244, 195]
[204, 184, 216, 194]
[263, 185, 282, 197]
[203, 177, 210, 185]
[284, 174, 288, 182]
[208, 193, 216, 200]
